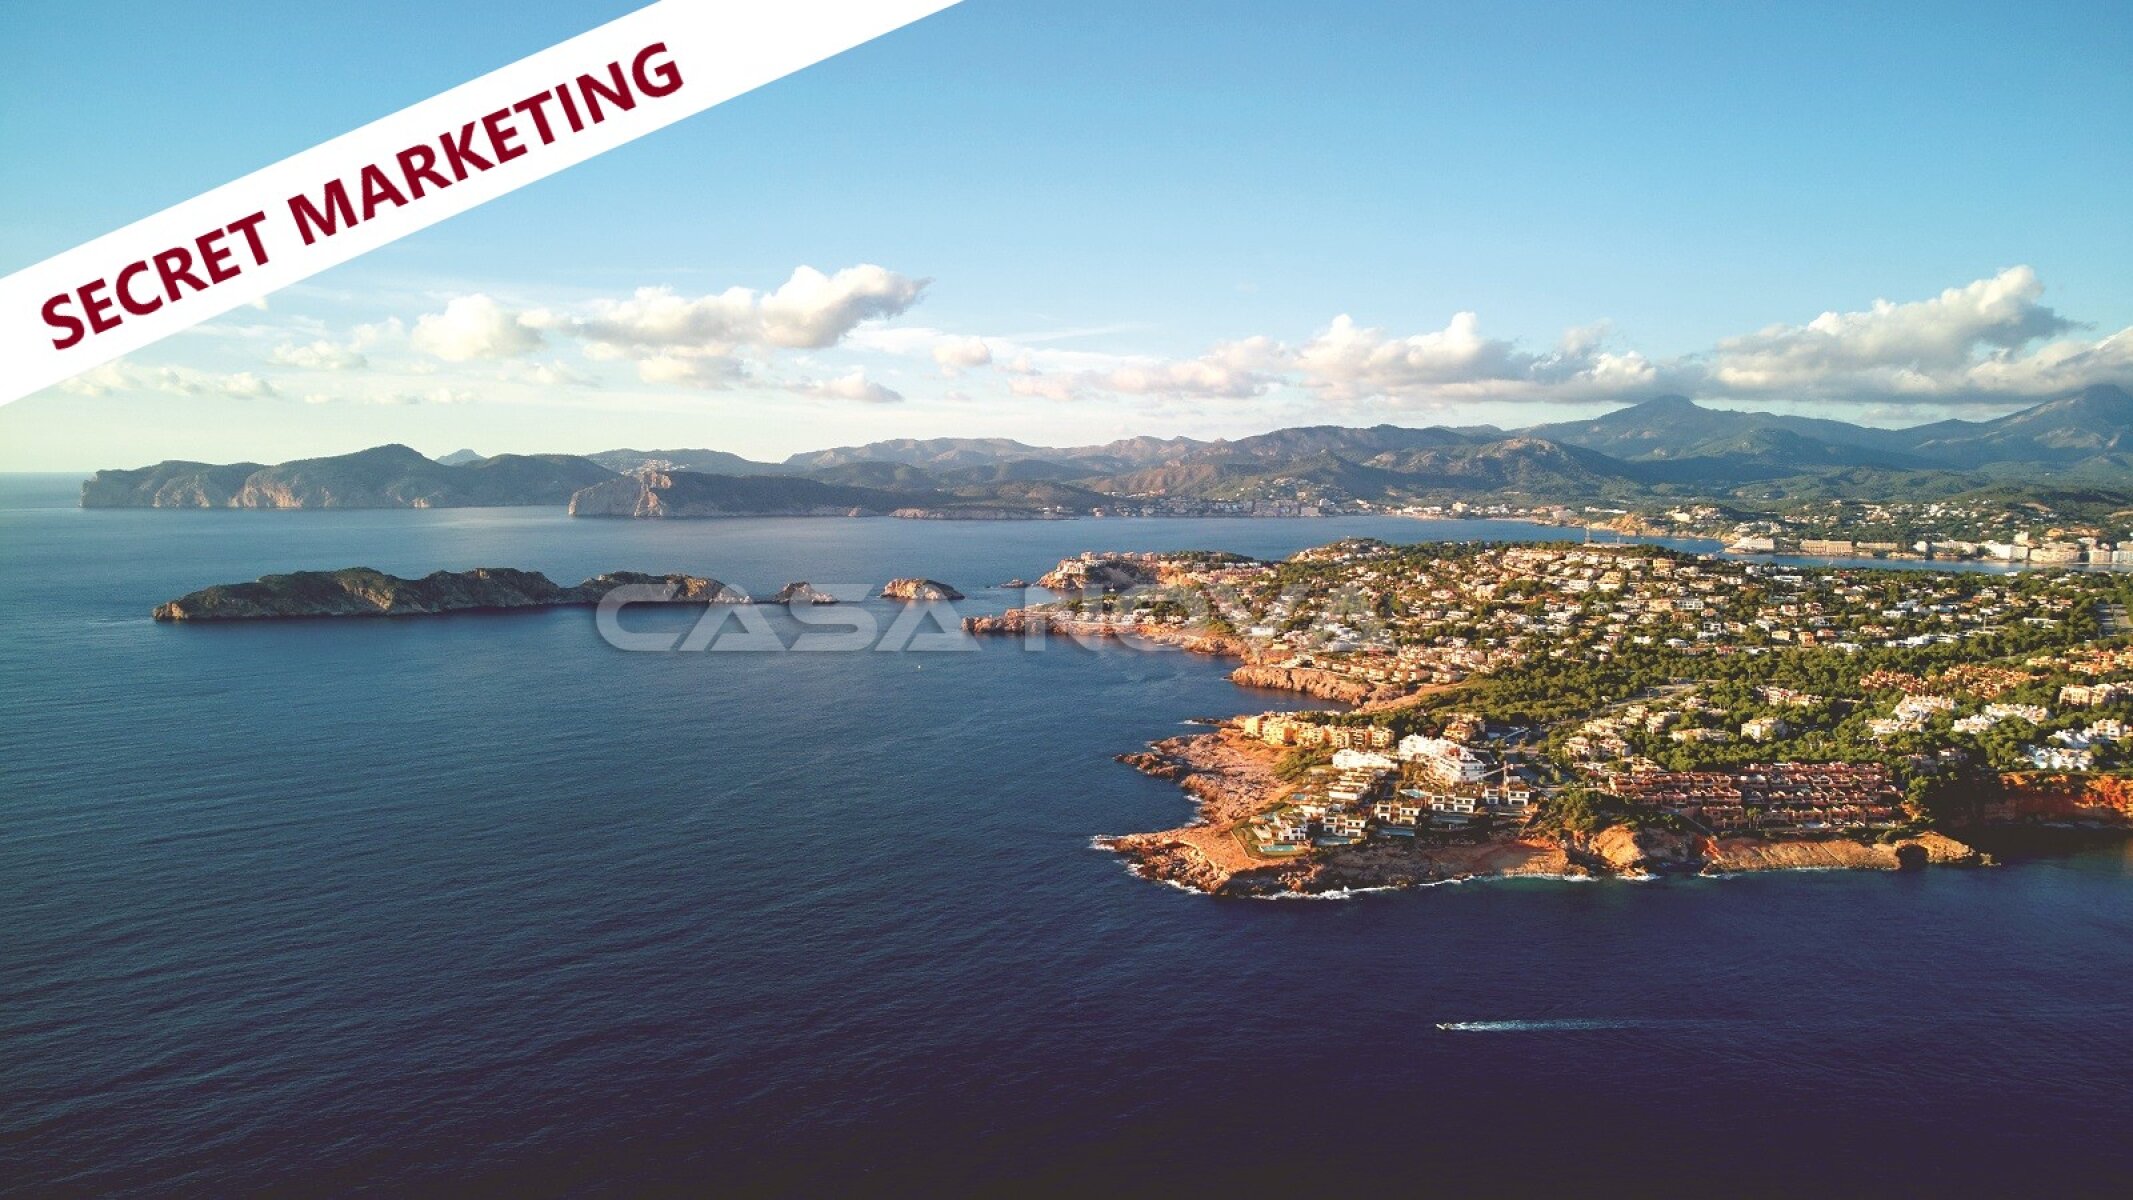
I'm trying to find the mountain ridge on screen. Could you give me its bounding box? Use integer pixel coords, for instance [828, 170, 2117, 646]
[78, 384, 2133, 510]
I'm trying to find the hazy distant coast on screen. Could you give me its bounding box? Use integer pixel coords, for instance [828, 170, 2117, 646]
[76, 387, 2133, 531]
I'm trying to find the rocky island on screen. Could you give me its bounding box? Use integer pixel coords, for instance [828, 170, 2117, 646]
[769, 582, 840, 605]
[975, 542, 2133, 896]
[879, 578, 966, 601]
[153, 567, 744, 621]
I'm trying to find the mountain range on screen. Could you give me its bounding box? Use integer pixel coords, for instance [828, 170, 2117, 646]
[79, 384, 2133, 513]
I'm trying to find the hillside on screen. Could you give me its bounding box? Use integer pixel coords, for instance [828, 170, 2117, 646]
[82, 445, 617, 508]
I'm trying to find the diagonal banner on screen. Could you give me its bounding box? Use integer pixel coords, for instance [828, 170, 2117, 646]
[0, 0, 961, 407]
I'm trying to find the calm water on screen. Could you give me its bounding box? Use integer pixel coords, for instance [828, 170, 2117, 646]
[4, 474, 2131, 1197]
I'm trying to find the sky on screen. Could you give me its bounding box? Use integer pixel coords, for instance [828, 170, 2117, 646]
[1, 0, 2129, 470]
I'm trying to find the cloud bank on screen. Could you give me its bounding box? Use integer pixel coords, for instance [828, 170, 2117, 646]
[182, 263, 2131, 418]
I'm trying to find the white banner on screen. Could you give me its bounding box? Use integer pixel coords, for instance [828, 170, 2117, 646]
[0, 0, 960, 407]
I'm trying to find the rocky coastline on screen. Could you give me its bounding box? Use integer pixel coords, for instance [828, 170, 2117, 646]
[153, 567, 742, 621]
[962, 610, 1256, 660]
[1099, 729, 1998, 897]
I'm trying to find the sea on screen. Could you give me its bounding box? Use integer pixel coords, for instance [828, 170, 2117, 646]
[4, 472, 2130, 1197]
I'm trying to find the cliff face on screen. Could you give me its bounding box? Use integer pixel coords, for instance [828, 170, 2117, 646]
[1986, 773, 2133, 826]
[879, 578, 966, 601]
[1228, 663, 1381, 704]
[1699, 832, 1981, 872]
[84, 445, 615, 508]
[81, 461, 264, 507]
[153, 568, 735, 620]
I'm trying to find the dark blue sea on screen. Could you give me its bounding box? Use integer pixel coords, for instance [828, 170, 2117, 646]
[4, 473, 2130, 1197]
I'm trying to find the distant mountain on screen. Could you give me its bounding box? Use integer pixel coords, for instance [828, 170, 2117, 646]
[1529, 385, 2133, 475]
[435, 448, 485, 466]
[782, 437, 1053, 471]
[1220, 423, 1475, 463]
[802, 461, 947, 490]
[587, 447, 785, 475]
[931, 459, 1095, 485]
[1906, 384, 2133, 472]
[782, 433, 1214, 475]
[1361, 437, 1638, 496]
[79, 385, 2133, 512]
[1527, 395, 1927, 469]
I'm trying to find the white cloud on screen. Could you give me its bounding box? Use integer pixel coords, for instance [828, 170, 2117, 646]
[795, 369, 904, 405]
[1277, 269, 2133, 407]
[636, 354, 746, 389]
[62, 361, 279, 399]
[530, 264, 926, 360]
[932, 335, 994, 372]
[245, 264, 2132, 422]
[378, 386, 476, 406]
[509, 359, 598, 388]
[411, 294, 545, 361]
[1295, 312, 1527, 397]
[1008, 337, 1283, 402]
[1708, 266, 2083, 397]
[268, 339, 368, 370]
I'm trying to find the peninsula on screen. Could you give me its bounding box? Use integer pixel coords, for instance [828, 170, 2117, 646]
[972, 541, 2133, 895]
[153, 567, 745, 621]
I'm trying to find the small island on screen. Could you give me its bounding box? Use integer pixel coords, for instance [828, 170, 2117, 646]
[972, 542, 2133, 895]
[770, 582, 840, 605]
[879, 578, 966, 601]
[153, 567, 745, 621]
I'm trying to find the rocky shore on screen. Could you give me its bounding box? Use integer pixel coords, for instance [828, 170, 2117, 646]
[1100, 730, 1992, 897]
[153, 567, 742, 621]
[961, 610, 1251, 659]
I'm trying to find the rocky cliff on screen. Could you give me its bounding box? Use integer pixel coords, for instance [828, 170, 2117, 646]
[1035, 556, 1162, 592]
[1569, 825, 1982, 873]
[1986, 773, 2133, 825]
[153, 567, 738, 620]
[1228, 663, 1386, 704]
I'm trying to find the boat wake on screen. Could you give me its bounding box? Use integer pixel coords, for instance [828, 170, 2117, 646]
[1436, 1018, 1666, 1033]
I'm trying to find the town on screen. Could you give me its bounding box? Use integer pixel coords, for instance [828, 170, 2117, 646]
[982, 539, 2133, 862]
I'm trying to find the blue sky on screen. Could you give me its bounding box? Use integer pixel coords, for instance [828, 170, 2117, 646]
[2, 0, 2129, 469]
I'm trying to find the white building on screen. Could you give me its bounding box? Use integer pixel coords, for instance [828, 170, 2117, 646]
[1397, 735, 1490, 784]
[1331, 748, 1398, 771]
